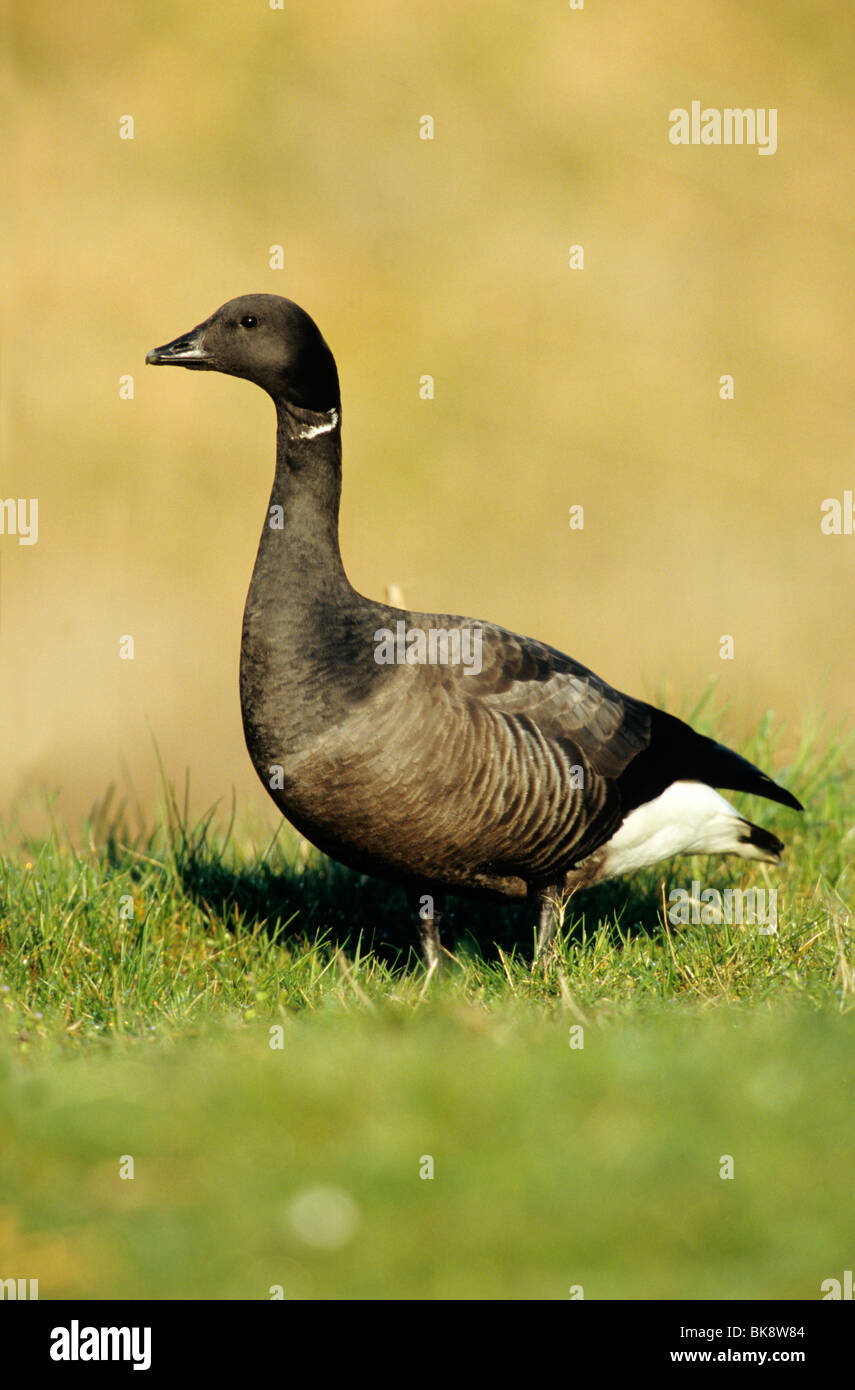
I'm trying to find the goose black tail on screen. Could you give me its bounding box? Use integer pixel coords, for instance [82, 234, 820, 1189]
[740, 820, 785, 861]
[619, 707, 804, 814]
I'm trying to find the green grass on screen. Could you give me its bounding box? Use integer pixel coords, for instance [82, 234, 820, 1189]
[0, 702, 852, 1298]
[2, 1008, 854, 1299]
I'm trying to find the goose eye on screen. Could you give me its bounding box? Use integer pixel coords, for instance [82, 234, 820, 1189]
[240, 315, 258, 329]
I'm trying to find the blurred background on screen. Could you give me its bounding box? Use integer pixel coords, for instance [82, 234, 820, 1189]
[4, 0, 854, 834]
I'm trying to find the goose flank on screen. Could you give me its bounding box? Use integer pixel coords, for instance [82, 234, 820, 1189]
[147, 293, 802, 971]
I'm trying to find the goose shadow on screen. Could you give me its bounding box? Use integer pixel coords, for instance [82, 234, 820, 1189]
[172, 842, 668, 968]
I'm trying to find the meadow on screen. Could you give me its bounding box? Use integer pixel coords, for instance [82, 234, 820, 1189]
[1, 701, 852, 1299]
[4, 1, 854, 1302]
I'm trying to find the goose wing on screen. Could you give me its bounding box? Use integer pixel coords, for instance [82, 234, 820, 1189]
[378, 615, 799, 886]
[381, 619, 652, 882]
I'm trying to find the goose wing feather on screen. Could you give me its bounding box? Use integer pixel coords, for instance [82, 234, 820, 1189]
[341, 616, 652, 885]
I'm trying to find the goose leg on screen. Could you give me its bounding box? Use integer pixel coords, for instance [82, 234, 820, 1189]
[418, 913, 442, 986]
[408, 890, 445, 984]
[534, 887, 564, 961]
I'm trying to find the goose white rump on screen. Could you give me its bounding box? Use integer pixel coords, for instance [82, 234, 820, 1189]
[601, 780, 781, 877]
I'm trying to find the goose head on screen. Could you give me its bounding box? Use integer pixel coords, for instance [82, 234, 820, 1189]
[146, 293, 340, 413]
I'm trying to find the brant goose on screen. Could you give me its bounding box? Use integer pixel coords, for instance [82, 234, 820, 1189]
[147, 295, 802, 971]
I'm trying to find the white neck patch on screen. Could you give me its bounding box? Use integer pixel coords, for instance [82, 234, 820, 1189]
[294, 408, 339, 441]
